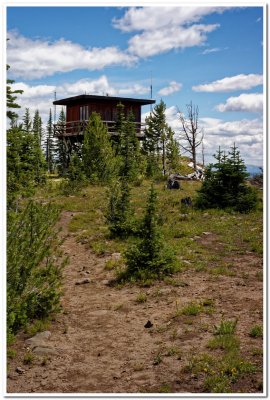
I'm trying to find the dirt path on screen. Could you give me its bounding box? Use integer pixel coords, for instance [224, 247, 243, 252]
[7, 211, 263, 394]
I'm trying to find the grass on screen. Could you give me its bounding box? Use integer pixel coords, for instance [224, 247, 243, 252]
[207, 335, 240, 352]
[31, 177, 262, 393]
[135, 292, 147, 303]
[24, 319, 50, 337]
[153, 352, 163, 365]
[37, 179, 262, 277]
[23, 352, 35, 365]
[165, 346, 180, 357]
[7, 348, 17, 359]
[213, 319, 238, 336]
[249, 325, 263, 338]
[175, 299, 215, 317]
[187, 318, 258, 392]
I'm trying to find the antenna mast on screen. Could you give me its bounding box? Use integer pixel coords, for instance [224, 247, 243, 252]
[54, 91, 57, 123]
[150, 71, 153, 112]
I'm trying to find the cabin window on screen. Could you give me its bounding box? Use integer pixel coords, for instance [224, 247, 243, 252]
[80, 105, 89, 121]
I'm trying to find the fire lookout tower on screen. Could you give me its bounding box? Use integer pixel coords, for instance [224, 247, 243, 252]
[53, 94, 155, 143]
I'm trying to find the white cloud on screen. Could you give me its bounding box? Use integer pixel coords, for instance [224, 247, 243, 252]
[158, 81, 182, 96]
[143, 106, 263, 165]
[199, 117, 263, 165]
[192, 74, 263, 92]
[9, 76, 150, 122]
[113, 6, 226, 32]
[11, 82, 56, 98]
[216, 93, 263, 113]
[200, 117, 263, 137]
[7, 30, 137, 80]
[128, 24, 219, 58]
[113, 6, 226, 58]
[201, 47, 221, 55]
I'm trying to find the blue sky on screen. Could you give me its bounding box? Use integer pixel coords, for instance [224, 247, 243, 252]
[6, 5, 264, 166]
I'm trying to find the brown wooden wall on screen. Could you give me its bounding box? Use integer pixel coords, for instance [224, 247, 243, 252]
[66, 100, 141, 123]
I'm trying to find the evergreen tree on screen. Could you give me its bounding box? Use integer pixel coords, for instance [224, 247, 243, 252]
[106, 178, 133, 238]
[7, 201, 64, 336]
[113, 102, 126, 153]
[118, 111, 142, 182]
[66, 153, 85, 182]
[123, 185, 177, 281]
[6, 64, 23, 125]
[7, 128, 46, 209]
[195, 144, 258, 212]
[166, 127, 180, 173]
[55, 108, 70, 176]
[45, 109, 55, 173]
[82, 112, 117, 183]
[32, 110, 43, 146]
[22, 108, 32, 133]
[143, 100, 171, 176]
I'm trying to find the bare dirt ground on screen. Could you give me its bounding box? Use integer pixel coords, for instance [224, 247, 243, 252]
[7, 211, 263, 394]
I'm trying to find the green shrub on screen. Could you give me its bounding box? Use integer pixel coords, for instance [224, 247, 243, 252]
[249, 325, 263, 338]
[122, 185, 177, 281]
[214, 319, 238, 336]
[195, 145, 258, 213]
[7, 201, 66, 336]
[106, 179, 134, 238]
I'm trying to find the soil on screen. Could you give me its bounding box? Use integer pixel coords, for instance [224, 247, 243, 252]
[7, 211, 263, 394]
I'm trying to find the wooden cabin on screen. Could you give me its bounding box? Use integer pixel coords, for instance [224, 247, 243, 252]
[53, 94, 155, 141]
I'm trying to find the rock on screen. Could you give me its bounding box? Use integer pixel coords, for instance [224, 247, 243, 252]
[7, 373, 18, 380]
[144, 320, 153, 328]
[181, 197, 192, 207]
[16, 367, 25, 374]
[32, 346, 57, 356]
[26, 331, 51, 348]
[101, 279, 110, 286]
[111, 252, 121, 260]
[194, 236, 201, 240]
[75, 278, 90, 285]
[167, 178, 181, 190]
[183, 260, 192, 265]
[202, 232, 212, 236]
[159, 288, 172, 295]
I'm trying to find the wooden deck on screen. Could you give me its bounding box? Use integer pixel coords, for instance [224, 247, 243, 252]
[54, 120, 146, 138]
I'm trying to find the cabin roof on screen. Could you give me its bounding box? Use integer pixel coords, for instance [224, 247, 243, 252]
[53, 94, 156, 106]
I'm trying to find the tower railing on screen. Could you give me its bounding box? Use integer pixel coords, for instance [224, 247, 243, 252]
[54, 120, 146, 138]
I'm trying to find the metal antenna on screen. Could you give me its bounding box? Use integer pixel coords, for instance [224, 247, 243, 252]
[54, 91, 57, 123]
[150, 71, 153, 112]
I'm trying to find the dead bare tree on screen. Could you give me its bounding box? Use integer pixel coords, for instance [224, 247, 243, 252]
[178, 101, 204, 171]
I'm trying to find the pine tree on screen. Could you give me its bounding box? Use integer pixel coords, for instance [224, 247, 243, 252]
[55, 108, 70, 176]
[118, 111, 142, 182]
[45, 109, 55, 173]
[113, 102, 126, 153]
[195, 144, 258, 212]
[33, 110, 43, 146]
[106, 178, 133, 238]
[82, 112, 117, 183]
[143, 100, 171, 176]
[6, 64, 23, 125]
[22, 108, 32, 133]
[123, 185, 177, 281]
[7, 128, 46, 209]
[166, 127, 180, 173]
[66, 153, 85, 182]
